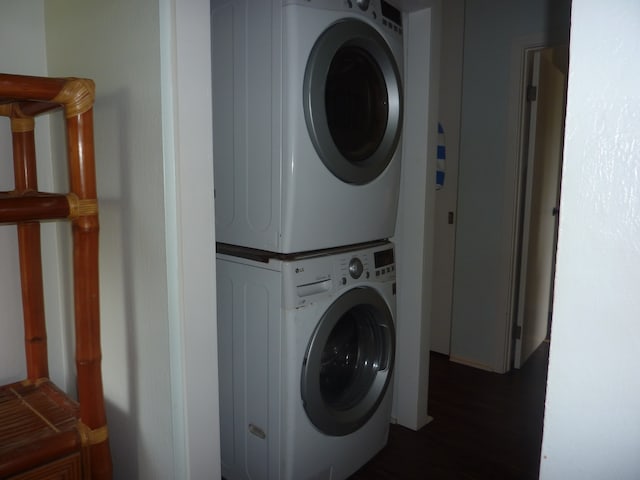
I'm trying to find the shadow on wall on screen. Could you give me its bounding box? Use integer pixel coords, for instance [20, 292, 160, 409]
[94, 89, 140, 480]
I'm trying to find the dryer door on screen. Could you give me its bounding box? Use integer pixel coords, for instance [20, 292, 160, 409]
[301, 286, 395, 436]
[303, 19, 403, 185]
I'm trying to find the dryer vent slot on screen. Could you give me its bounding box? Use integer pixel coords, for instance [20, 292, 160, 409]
[297, 278, 332, 298]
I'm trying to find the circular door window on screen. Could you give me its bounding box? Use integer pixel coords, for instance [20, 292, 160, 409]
[304, 19, 403, 185]
[300, 287, 395, 436]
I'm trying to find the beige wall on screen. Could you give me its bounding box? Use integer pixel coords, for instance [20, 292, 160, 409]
[44, 1, 174, 478]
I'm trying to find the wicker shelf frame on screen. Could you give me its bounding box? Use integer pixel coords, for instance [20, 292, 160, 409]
[0, 73, 112, 479]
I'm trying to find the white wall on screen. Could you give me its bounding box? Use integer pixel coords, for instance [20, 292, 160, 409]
[41, 2, 219, 478]
[0, 2, 68, 391]
[166, 1, 220, 477]
[0, 2, 45, 384]
[43, 2, 176, 478]
[0, 2, 219, 478]
[430, 0, 464, 355]
[540, 1, 640, 477]
[450, 0, 570, 372]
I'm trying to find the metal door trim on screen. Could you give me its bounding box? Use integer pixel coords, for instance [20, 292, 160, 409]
[303, 19, 403, 185]
[300, 286, 395, 436]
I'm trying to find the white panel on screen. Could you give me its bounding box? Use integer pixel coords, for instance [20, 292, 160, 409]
[541, 1, 640, 478]
[217, 257, 282, 480]
[246, 1, 274, 232]
[392, 6, 438, 430]
[245, 282, 270, 478]
[171, 1, 220, 478]
[211, 2, 236, 228]
[216, 273, 235, 468]
[213, 0, 281, 250]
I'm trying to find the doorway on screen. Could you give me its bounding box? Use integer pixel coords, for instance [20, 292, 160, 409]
[510, 46, 568, 369]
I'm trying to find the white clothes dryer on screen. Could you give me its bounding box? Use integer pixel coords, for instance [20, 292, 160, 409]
[212, 0, 404, 253]
[216, 241, 397, 480]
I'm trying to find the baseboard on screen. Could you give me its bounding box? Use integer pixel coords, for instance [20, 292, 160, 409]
[449, 355, 495, 372]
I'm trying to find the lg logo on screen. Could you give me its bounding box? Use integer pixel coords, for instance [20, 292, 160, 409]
[295, 267, 305, 274]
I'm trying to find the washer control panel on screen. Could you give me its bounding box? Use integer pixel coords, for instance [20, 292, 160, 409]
[337, 245, 395, 287]
[286, 243, 395, 308]
[285, 0, 403, 37]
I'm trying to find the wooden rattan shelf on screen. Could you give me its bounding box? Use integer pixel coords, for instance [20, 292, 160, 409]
[0, 73, 112, 479]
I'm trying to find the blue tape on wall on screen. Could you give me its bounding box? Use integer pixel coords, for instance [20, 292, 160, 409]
[436, 122, 446, 190]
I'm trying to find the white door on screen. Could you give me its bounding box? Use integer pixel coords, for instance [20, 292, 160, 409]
[513, 48, 567, 368]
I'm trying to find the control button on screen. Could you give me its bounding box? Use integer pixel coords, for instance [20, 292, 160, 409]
[366, 271, 370, 279]
[341, 277, 347, 285]
[376, 270, 380, 277]
[349, 257, 364, 279]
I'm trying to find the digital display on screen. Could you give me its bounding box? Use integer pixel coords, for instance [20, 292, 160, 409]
[374, 248, 395, 268]
[381, 1, 402, 27]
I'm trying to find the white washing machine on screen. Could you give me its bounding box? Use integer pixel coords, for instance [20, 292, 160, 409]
[212, 0, 404, 253]
[217, 241, 397, 480]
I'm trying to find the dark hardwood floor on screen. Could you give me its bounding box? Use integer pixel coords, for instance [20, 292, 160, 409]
[350, 342, 550, 480]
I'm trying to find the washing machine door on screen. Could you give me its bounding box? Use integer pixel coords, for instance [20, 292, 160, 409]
[303, 19, 403, 185]
[301, 286, 395, 436]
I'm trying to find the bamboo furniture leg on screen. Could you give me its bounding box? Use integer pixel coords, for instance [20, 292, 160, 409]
[67, 103, 111, 479]
[0, 74, 112, 480]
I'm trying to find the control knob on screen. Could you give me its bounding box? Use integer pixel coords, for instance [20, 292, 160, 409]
[349, 257, 364, 279]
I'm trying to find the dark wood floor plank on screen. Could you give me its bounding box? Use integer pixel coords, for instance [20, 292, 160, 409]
[351, 342, 549, 479]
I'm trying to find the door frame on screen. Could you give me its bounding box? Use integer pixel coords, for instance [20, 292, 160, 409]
[513, 46, 567, 368]
[498, 34, 549, 373]
[501, 35, 568, 371]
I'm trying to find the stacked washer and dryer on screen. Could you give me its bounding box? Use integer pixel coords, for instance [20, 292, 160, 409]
[212, 1, 404, 479]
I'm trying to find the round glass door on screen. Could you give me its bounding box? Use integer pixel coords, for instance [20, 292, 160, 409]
[301, 287, 395, 436]
[304, 19, 403, 185]
[325, 46, 388, 163]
